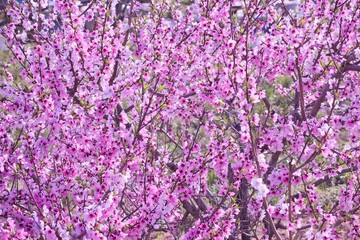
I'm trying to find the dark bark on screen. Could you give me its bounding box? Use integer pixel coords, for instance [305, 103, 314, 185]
[238, 177, 251, 240]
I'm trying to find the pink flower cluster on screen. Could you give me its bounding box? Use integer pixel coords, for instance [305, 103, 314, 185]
[0, 0, 359, 239]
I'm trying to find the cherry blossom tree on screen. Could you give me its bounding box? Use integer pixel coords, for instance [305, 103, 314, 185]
[0, 0, 359, 239]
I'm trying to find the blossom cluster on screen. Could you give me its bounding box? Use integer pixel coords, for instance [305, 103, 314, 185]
[0, 0, 359, 239]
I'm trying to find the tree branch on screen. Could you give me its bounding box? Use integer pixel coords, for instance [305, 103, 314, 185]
[345, 64, 360, 71]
